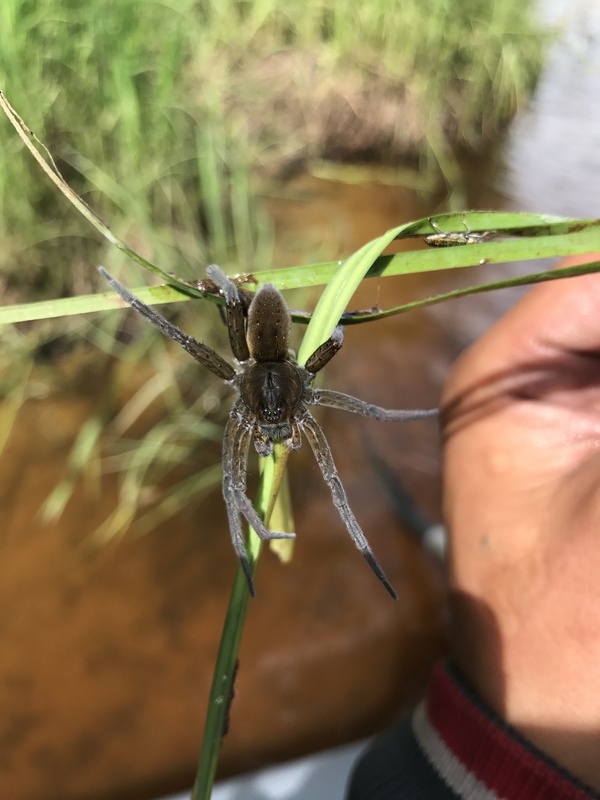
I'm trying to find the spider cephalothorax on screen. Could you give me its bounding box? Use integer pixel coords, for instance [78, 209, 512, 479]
[100, 265, 437, 599]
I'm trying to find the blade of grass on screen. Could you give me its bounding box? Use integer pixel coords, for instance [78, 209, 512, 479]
[0, 90, 191, 290]
[296, 220, 600, 360]
[191, 442, 288, 800]
[0, 283, 204, 325]
[298, 222, 412, 361]
[134, 464, 223, 535]
[322, 257, 600, 323]
[2, 214, 600, 327]
[41, 416, 104, 521]
[266, 469, 295, 563]
[0, 359, 32, 457]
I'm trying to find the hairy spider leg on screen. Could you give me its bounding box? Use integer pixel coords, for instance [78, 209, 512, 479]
[223, 400, 295, 596]
[222, 403, 256, 593]
[102, 268, 295, 596]
[308, 388, 438, 421]
[206, 264, 250, 362]
[98, 267, 235, 381]
[299, 409, 398, 600]
[304, 326, 344, 374]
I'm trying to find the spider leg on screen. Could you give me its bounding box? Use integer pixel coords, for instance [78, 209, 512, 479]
[300, 409, 398, 600]
[223, 401, 295, 596]
[222, 403, 255, 592]
[99, 267, 235, 381]
[206, 264, 250, 362]
[428, 217, 444, 234]
[307, 388, 438, 421]
[286, 419, 302, 451]
[304, 326, 344, 374]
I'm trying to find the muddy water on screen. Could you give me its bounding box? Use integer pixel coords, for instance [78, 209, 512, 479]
[3, 4, 600, 798]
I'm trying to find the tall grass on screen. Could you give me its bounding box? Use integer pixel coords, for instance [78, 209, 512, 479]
[0, 0, 545, 293]
[0, 0, 546, 534]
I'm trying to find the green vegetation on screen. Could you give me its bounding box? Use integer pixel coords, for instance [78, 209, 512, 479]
[0, 5, 566, 792]
[1, 0, 546, 301]
[0, 0, 547, 571]
[5, 36, 600, 790]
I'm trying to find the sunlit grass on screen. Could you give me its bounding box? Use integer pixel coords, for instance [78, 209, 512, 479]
[0, 6, 555, 790]
[0, 0, 546, 294]
[0, 0, 547, 546]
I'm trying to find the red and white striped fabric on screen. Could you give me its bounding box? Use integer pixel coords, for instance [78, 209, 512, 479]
[415, 662, 595, 800]
[348, 662, 599, 800]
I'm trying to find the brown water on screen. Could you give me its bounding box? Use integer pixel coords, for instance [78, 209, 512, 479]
[3, 4, 600, 798]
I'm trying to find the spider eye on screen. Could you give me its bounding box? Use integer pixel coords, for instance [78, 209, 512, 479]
[260, 401, 284, 423]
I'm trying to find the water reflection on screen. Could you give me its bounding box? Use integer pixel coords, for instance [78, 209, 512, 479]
[504, 0, 600, 218]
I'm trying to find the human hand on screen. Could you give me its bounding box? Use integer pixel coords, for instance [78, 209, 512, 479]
[441, 254, 600, 790]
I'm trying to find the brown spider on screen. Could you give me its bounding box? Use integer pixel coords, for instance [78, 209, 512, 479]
[99, 265, 437, 599]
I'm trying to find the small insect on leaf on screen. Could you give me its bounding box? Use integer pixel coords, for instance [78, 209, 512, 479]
[425, 212, 500, 247]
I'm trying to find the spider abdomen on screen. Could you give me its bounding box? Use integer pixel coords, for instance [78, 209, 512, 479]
[247, 283, 291, 362]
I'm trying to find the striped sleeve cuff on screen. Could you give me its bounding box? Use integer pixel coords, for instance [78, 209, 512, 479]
[415, 661, 599, 800]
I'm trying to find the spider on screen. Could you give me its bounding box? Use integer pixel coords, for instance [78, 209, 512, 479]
[99, 265, 437, 600]
[425, 212, 499, 247]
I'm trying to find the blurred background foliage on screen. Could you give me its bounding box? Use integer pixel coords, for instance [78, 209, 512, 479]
[0, 0, 547, 535]
[0, 0, 546, 299]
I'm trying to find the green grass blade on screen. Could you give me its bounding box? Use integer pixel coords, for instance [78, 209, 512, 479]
[191, 443, 289, 799]
[0, 284, 194, 325]
[0, 91, 193, 290]
[2, 213, 600, 328]
[0, 360, 32, 458]
[297, 223, 410, 362]
[42, 416, 103, 521]
[325, 258, 600, 323]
